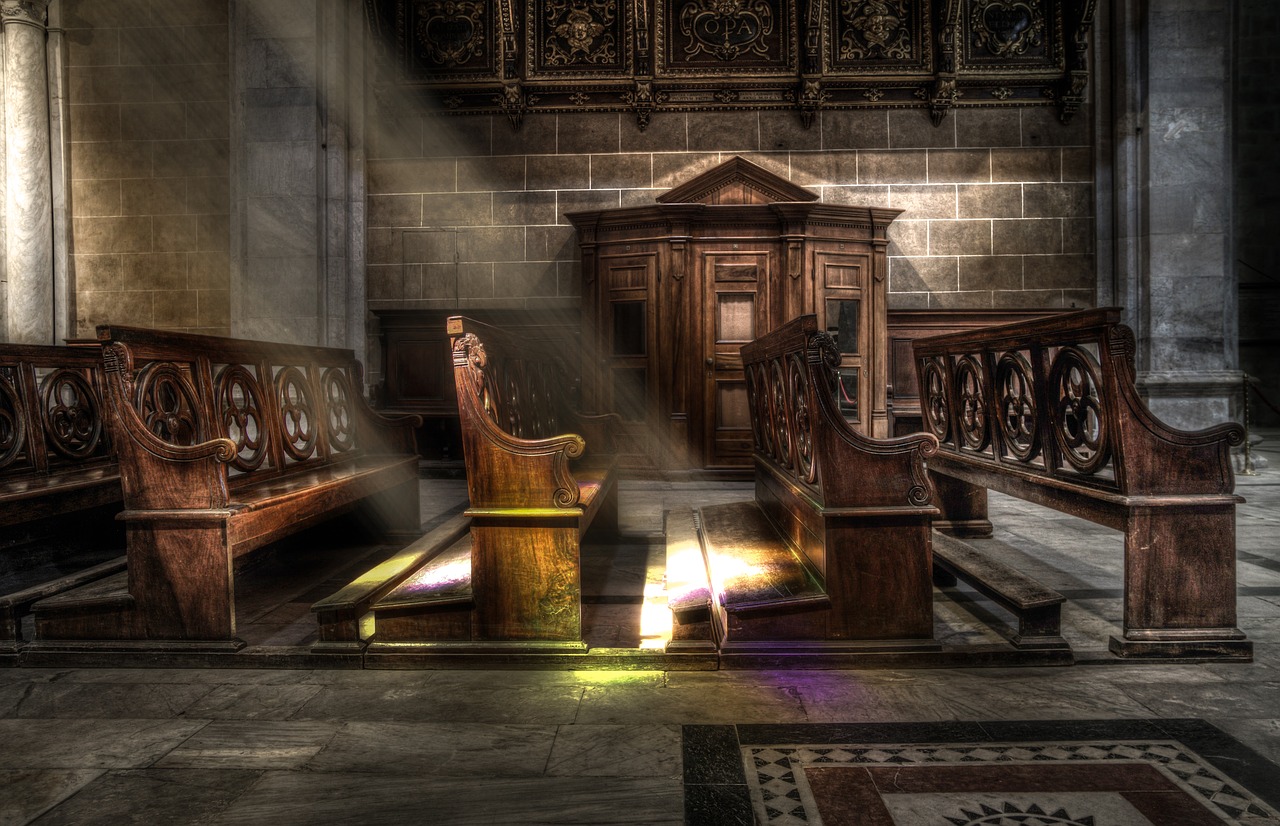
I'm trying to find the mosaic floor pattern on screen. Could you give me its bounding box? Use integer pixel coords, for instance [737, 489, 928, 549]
[683, 720, 1280, 826]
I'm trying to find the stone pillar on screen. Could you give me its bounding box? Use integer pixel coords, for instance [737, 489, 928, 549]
[2, 0, 52, 344]
[1107, 0, 1240, 430]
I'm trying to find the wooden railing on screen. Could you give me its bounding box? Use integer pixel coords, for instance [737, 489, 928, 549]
[913, 308, 1250, 659]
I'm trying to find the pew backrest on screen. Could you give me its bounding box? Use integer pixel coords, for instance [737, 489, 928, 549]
[741, 315, 939, 513]
[0, 344, 118, 526]
[911, 307, 1243, 499]
[96, 325, 417, 512]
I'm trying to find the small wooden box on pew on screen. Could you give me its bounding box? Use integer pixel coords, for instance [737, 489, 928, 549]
[31, 326, 421, 651]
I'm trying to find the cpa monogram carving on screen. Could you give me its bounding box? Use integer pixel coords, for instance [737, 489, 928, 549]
[544, 0, 617, 65]
[679, 0, 774, 61]
[839, 0, 911, 60]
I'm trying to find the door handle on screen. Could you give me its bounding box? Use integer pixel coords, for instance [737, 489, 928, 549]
[705, 357, 714, 369]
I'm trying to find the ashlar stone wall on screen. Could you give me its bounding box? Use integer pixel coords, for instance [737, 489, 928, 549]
[364, 103, 1095, 324]
[64, 0, 230, 337]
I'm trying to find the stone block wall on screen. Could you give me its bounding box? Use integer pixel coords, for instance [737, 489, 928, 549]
[364, 103, 1095, 328]
[64, 0, 231, 337]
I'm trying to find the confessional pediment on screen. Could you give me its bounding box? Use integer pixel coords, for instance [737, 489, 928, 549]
[655, 156, 819, 205]
[364, 0, 1096, 129]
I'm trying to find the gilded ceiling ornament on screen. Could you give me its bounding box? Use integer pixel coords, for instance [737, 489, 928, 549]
[840, 0, 911, 61]
[970, 0, 1045, 58]
[544, 0, 617, 65]
[416, 0, 486, 67]
[678, 0, 775, 62]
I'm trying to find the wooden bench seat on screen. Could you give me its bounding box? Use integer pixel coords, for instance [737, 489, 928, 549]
[31, 326, 421, 650]
[914, 307, 1250, 660]
[670, 315, 942, 659]
[0, 344, 128, 654]
[931, 532, 1067, 651]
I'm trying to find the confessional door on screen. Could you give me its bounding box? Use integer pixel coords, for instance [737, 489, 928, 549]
[597, 251, 660, 470]
[701, 248, 774, 469]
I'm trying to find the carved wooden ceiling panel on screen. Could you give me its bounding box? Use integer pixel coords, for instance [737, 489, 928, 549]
[366, 0, 1095, 130]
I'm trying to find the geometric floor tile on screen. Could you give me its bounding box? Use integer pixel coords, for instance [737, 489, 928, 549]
[684, 721, 1280, 826]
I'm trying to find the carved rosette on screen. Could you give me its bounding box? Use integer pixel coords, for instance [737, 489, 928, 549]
[838, 0, 912, 61]
[322, 368, 357, 453]
[770, 359, 792, 469]
[275, 366, 319, 461]
[40, 369, 103, 460]
[994, 351, 1038, 462]
[543, 0, 618, 67]
[135, 362, 202, 447]
[921, 357, 950, 443]
[1048, 345, 1109, 475]
[0, 370, 27, 469]
[214, 365, 269, 471]
[954, 354, 989, 451]
[788, 352, 816, 484]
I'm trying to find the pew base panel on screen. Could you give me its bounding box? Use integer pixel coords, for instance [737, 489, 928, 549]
[1108, 632, 1252, 661]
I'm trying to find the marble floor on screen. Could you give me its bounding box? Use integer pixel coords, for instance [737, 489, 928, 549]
[0, 436, 1277, 825]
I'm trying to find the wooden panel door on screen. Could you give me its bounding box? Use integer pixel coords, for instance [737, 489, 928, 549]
[598, 252, 659, 470]
[814, 250, 871, 434]
[701, 250, 772, 468]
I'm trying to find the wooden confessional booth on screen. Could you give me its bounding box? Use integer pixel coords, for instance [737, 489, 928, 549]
[567, 157, 898, 474]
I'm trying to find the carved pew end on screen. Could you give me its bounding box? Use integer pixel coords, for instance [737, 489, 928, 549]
[931, 533, 1071, 654]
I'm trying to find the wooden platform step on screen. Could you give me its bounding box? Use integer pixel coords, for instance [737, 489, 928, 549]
[697, 501, 828, 615]
[932, 531, 1070, 652]
[308, 514, 471, 652]
[664, 508, 714, 654]
[2, 556, 128, 652]
[367, 529, 475, 645]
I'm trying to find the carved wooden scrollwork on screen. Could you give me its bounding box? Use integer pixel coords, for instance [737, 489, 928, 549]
[135, 363, 202, 447]
[1048, 345, 1109, 474]
[322, 368, 357, 453]
[994, 350, 1038, 462]
[0, 370, 27, 469]
[276, 366, 319, 461]
[969, 0, 1045, 58]
[40, 369, 103, 460]
[378, 0, 1092, 128]
[214, 365, 269, 471]
[954, 354, 989, 451]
